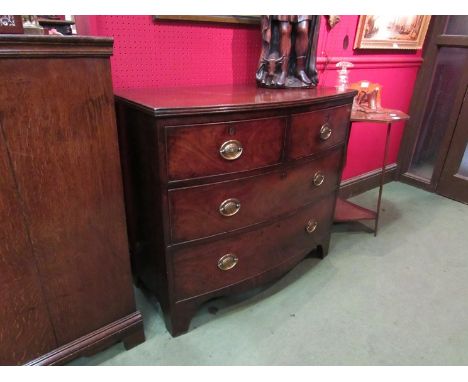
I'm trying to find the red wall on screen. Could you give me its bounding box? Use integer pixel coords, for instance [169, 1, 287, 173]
[75, 15, 421, 180]
[315, 16, 421, 179]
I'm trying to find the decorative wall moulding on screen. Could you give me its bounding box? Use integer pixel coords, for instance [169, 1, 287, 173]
[316, 56, 424, 70]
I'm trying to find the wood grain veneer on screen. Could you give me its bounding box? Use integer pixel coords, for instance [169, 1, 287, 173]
[115, 84, 356, 336]
[0, 35, 144, 365]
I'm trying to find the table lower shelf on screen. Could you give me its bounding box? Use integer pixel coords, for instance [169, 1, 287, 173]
[334, 198, 377, 222]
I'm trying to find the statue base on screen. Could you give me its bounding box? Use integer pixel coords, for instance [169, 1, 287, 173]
[257, 75, 317, 89]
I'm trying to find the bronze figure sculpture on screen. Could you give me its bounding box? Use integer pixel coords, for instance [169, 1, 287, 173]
[256, 15, 321, 88]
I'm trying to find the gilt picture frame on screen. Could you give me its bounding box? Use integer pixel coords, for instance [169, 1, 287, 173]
[354, 15, 431, 50]
[0, 15, 24, 34]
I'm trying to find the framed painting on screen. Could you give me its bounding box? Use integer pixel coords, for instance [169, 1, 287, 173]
[354, 15, 431, 50]
[153, 16, 260, 25]
[0, 15, 24, 34]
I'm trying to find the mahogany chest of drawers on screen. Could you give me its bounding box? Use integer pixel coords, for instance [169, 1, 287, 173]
[115, 85, 356, 336]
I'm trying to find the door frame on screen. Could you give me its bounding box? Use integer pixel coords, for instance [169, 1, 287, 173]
[436, 87, 468, 202]
[397, 16, 468, 192]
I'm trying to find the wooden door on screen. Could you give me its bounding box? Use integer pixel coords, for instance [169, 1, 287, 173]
[398, 16, 468, 195]
[437, 89, 468, 203]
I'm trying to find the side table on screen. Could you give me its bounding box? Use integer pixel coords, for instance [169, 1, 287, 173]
[334, 109, 409, 236]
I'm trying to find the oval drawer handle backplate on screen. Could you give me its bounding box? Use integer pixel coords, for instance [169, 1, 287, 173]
[218, 254, 239, 271]
[219, 140, 243, 160]
[219, 198, 241, 217]
[313, 171, 325, 186]
[306, 220, 318, 234]
[320, 123, 332, 141]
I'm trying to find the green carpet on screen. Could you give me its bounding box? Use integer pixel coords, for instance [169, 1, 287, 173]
[70, 182, 468, 365]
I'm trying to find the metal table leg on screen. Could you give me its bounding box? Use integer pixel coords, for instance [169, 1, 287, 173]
[374, 122, 392, 236]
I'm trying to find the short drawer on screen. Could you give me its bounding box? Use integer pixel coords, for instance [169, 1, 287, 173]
[166, 116, 286, 181]
[288, 104, 351, 159]
[169, 147, 343, 243]
[172, 194, 335, 301]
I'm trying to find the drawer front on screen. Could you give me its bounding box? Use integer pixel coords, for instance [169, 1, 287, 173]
[172, 195, 335, 301]
[166, 116, 286, 181]
[289, 104, 351, 159]
[169, 147, 343, 243]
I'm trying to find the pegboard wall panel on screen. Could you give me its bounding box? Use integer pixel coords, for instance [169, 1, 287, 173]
[74, 15, 423, 180]
[317, 15, 360, 58]
[312, 16, 421, 179]
[316, 15, 422, 86]
[79, 16, 261, 89]
[76, 15, 422, 91]
[317, 15, 422, 60]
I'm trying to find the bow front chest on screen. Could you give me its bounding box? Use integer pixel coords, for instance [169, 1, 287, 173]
[115, 85, 356, 336]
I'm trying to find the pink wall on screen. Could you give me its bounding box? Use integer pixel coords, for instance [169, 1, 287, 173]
[315, 16, 421, 179]
[75, 15, 421, 180]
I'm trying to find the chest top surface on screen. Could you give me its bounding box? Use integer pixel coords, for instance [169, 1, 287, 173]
[114, 85, 357, 117]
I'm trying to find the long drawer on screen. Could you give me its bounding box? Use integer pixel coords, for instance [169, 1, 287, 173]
[288, 104, 351, 159]
[169, 147, 343, 243]
[171, 194, 336, 301]
[165, 116, 286, 181]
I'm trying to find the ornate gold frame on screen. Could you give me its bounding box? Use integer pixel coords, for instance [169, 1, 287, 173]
[354, 15, 431, 50]
[0, 15, 24, 34]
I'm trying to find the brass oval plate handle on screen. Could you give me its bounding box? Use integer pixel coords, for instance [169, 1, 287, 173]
[219, 139, 243, 160]
[320, 123, 332, 141]
[219, 198, 241, 217]
[218, 254, 238, 271]
[313, 171, 325, 186]
[305, 219, 318, 234]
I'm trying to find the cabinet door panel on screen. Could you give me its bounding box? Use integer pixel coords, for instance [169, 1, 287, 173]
[0, 129, 56, 365]
[0, 58, 135, 345]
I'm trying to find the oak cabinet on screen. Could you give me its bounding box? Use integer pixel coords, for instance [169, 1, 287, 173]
[0, 35, 144, 365]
